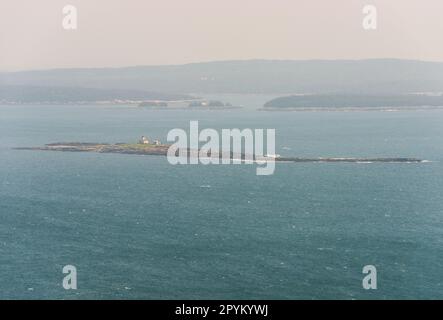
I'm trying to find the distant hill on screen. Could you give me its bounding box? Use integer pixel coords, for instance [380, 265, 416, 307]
[263, 94, 443, 109]
[0, 85, 193, 104]
[1, 59, 443, 95]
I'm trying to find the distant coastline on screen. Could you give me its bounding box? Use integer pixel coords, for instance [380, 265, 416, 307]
[3, 59, 443, 95]
[3, 59, 443, 110]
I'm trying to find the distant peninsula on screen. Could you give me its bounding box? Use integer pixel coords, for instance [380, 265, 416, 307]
[0, 85, 194, 105]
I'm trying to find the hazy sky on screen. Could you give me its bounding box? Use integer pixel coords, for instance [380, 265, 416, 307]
[1, 0, 442, 71]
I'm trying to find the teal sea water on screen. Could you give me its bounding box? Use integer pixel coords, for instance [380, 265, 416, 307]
[1, 95, 443, 299]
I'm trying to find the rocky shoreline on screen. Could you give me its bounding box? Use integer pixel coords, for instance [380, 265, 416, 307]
[14, 143, 424, 163]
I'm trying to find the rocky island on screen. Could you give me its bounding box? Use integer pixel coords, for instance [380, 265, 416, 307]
[15, 142, 424, 163]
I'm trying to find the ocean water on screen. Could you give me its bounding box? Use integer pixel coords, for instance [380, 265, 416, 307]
[1, 95, 443, 299]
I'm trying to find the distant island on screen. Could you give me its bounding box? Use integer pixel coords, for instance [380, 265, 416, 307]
[262, 94, 443, 111]
[15, 141, 424, 163]
[137, 99, 240, 110]
[188, 100, 239, 109]
[138, 101, 169, 107]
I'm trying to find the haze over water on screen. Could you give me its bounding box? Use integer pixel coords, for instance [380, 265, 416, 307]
[1, 95, 442, 299]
